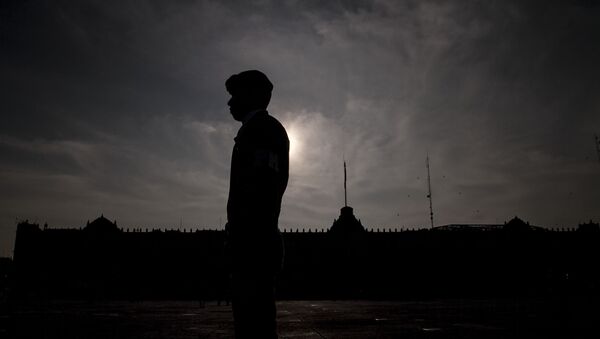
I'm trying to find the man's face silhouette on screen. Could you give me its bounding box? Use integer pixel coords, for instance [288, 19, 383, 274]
[226, 70, 272, 122]
[227, 94, 251, 122]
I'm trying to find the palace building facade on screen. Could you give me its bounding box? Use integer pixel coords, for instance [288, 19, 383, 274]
[11, 208, 600, 300]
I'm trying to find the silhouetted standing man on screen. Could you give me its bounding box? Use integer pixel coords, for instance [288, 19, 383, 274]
[225, 70, 289, 338]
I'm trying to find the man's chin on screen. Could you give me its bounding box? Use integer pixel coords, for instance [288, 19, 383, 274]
[230, 111, 244, 121]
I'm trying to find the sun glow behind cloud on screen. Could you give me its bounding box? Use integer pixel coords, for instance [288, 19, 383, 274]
[280, 111, 343, 174]
[286, 125, 302, 163]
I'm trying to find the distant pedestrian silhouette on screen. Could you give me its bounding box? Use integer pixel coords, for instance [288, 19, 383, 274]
[224, 70, 289, 338]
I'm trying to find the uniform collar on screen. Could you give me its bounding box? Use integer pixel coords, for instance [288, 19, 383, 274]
[235, 110, 268, 142]
[241, 109, 267, 125]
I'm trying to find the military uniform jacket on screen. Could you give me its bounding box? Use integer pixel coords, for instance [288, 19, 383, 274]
[226, 110, 289, 269]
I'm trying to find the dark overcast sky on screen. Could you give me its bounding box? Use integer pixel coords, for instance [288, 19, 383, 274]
[1, 0, 600, 257]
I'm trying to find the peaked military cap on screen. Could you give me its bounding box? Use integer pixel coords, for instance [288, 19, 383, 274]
[226, 70, 273, 96]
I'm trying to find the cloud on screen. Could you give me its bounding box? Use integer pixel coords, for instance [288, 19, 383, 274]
[1, 0, 599, 256]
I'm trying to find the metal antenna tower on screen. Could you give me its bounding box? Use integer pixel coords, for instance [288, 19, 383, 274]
[426, 154, 434, 228]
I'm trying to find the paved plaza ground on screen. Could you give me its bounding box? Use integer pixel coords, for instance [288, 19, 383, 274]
[1, 298, 598, 338]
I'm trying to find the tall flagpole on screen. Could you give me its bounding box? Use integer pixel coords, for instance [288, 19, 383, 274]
[344, 160, 348, 207]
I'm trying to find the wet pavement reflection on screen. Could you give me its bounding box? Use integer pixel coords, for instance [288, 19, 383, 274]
[1, 298, 598, 338]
